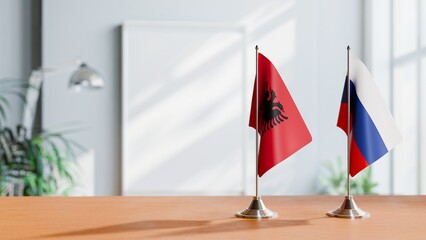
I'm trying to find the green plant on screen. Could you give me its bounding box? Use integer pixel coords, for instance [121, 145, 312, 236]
[319, 156, 378, 195]
[0, 126, 82, 196]
[0, 78, 80, 196]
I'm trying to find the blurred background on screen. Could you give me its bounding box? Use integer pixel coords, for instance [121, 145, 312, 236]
[0, 0, 424, 196]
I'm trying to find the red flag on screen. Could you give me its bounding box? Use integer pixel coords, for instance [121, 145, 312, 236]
[249, 53, 312, 177]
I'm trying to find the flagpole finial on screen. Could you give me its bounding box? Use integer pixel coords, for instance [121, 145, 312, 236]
[255, 45, 259, 50]
[347, 45, 351, 51]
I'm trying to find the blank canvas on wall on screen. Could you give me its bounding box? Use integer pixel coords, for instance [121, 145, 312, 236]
[121, 21, 248, 195]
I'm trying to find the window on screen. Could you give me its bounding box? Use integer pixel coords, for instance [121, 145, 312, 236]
[366, 0, 426, 194]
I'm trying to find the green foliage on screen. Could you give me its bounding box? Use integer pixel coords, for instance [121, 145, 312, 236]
[320, 156, 378, 195]
[0, 126, 81, 196]
[0, 78, 80, 196]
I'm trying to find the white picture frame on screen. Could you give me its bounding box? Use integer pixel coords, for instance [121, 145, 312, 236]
[121, 21, 248, 195]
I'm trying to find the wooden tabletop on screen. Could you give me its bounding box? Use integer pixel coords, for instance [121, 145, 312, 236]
[1, 195, 425, 239]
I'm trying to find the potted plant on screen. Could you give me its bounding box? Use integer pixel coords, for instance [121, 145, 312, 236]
[0, 78, 80, 196]
[319, 156, 378, 195]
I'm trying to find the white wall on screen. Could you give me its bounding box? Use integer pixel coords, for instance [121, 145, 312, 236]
[0, 0, 32, 127]
[42, 0, 363, 195]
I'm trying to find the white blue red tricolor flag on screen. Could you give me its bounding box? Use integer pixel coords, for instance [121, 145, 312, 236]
[337, 54, 402, 177]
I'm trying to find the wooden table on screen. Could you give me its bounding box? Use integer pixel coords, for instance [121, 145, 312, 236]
[1, 196, 425, 239]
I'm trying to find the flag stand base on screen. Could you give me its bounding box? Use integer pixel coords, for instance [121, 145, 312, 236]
[327, 195, 370, 219]
[236, 196, 278, 219]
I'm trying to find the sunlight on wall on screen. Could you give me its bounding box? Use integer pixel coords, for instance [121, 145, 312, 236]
[172, 31, 244, 79]
[259, 19, 295, 69]
[123, 0, 299, 195]
[120, 0, 361, 196]
[241, 0, 294, 30]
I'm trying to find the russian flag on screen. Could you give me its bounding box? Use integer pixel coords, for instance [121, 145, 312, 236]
[337, 54, 402, 177]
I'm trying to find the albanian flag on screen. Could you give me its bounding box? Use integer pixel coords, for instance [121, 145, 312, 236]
[249, 53, 312, 177]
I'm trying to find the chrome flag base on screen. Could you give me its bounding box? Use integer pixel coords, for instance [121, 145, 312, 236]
[327, 195, 370, 219]
[236, 196, 278, 219]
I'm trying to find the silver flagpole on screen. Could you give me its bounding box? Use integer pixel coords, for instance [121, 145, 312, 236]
[327, 46, 369, 219]
[236, 45, 277, 219]
[347, 45, 351, 198]
[256, 45, 259, 198]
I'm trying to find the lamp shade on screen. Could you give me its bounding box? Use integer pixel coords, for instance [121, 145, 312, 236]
[69, 63, 104, 90]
